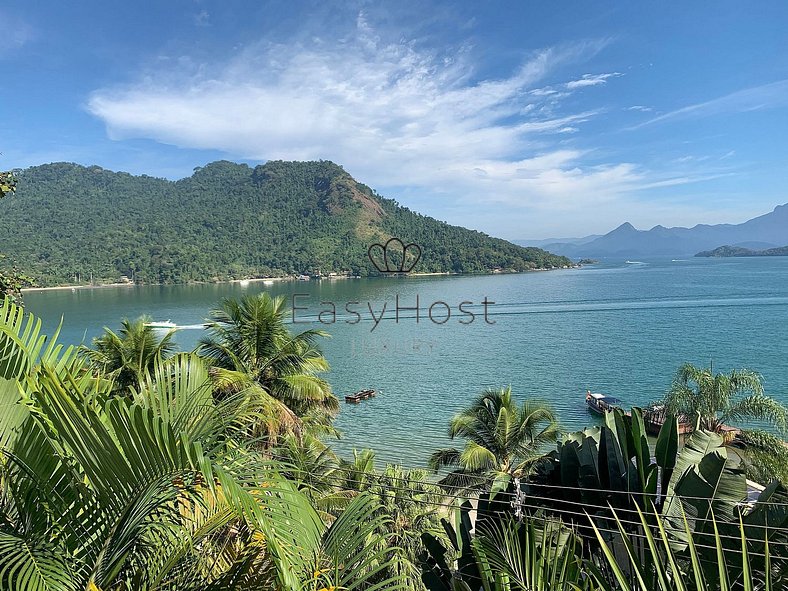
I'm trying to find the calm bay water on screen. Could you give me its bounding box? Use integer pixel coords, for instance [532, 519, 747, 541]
[23, 257, 788, 468]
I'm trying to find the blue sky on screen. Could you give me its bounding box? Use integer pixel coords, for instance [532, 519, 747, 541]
[2, 1, 787, 239]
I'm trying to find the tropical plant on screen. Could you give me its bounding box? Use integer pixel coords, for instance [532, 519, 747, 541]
[272, 433, 352, 520]
[524, 406, 788, 578]
[199, 293, 339, 442]
[0, 170, 32, 303]
[337, 448, 378, 491]
[0, 299, 404, 590]
[0, 170, 15, 198]
[422, 499, 591, 591]
[528, 408, 679, 520]
[84, 315, 177, 393]
[428, 387, 559, 497]
[660, 362, 788, 483]
[421, 499, 479, 590]
[589, 503, 788, 591]
[336, 449, 449, 590]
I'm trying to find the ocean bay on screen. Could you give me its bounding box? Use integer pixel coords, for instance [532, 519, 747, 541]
[24, 256, 788, 467]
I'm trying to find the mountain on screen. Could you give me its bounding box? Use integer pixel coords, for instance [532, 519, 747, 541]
[696, 244, 788, 258]
[0, 161, 571, 286]
[513, 235, 602, 249]
[537, 205, 788, 258]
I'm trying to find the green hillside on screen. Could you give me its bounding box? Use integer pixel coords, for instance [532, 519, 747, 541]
[0, 160, 571, 286]
[696, 244, 788, 257]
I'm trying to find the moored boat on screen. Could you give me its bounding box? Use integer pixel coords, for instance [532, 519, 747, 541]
[585, 391, 621, 414]
[643, 404, 695, 435]
[345, 388, 377, 404]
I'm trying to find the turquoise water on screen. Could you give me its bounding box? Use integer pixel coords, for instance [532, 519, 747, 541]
[23, 257, 788, 468]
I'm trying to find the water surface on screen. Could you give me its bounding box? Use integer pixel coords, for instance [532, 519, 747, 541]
[24, 257, 788, 467]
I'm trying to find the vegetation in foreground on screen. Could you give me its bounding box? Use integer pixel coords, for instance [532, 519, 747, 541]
[0, 171, 33, 303]
[2, 293, 788, 590]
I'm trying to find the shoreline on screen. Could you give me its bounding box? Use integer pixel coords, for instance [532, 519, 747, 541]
[22, 265, 580, 293]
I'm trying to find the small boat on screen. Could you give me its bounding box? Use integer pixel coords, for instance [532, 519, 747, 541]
[643, 404, 694, 435]
[585, 391, 621, 414]
[345, 388, 377, 404]
[145, 320, 177, 329]
[263, 279, 275, 285]
[297, 274, 310, 281]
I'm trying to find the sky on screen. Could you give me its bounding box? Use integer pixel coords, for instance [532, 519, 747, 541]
[2, 1, 788, 240]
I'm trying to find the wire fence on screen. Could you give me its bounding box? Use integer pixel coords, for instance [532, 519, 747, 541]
[302, 467, 788, 559]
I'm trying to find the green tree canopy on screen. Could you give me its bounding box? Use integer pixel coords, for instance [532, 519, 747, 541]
[84, 315, 178, 393]
[199, 292, 339, 441]
[429, 387, 559, 497]
[661, 362, 788, 483]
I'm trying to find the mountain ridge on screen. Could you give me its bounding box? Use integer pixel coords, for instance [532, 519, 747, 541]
[520, 205, 788, 257]
[0, 160, 571, 286]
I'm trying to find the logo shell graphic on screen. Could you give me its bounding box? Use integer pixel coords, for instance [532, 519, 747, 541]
[368, 238, 422, 274]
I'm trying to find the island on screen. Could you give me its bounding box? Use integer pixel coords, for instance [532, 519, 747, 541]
[695, 245, 788, 258]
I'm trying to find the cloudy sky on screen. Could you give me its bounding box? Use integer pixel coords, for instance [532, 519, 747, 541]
[3, 1, 788, 239]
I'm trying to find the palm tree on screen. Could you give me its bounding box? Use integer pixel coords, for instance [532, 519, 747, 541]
[0, 299, 404, 591]
[429, 387, 559, 496]
[273, 433, 352, 521]
[199, 294, 339, 427]
[661, 362, 788, 483]
[335, 450, 447, 590]
[85, 315, 176, 392]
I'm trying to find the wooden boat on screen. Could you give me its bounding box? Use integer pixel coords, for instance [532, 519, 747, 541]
[345, 388, 376, 404]
[642, 405, 694, 435]
[585, 391, 621, 414]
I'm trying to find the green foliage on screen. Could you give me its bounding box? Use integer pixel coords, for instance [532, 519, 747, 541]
[0, 171, 15, 198]
[199, 293, 338, 442]
[589, 504, 786, 591]
[420, 499, 480, 590]
[422, 501, 590, 591]
[8, 295, 788, 590]
[429, 387, 559, 497]
[0, 170, 33, 303]
[84, 315, 177, 393]
[0, 161, 572, 286]
[0, 299, 407, 590]
[661, 362, 788, 484]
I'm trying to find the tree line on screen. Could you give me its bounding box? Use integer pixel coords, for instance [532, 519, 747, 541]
[0, 160, 571, 286]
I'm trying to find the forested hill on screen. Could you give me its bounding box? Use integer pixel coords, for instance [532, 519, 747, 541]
[0, 160, 571, 286]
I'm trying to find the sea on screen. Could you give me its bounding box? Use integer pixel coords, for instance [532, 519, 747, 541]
[22, 256, 788, 468]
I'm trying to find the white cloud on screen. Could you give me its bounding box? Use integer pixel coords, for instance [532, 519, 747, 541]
[193, 10, 210, 27]
[627, 105, 652, 112]
[565, 72, 622, 89]
[86, 19, 707, 233]
[631, 79, 788, 128]
[0, 11, 35, 56]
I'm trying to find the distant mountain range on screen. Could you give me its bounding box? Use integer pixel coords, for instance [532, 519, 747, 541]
[696, 244, 788, 258]
[517, 204, 788, 258]
[0, 161, 570, 286]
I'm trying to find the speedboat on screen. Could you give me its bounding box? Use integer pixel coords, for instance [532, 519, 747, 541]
[145, 320, 177, 329]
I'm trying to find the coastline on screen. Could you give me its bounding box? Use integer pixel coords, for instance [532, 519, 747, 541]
[22, 265, 580, 293]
